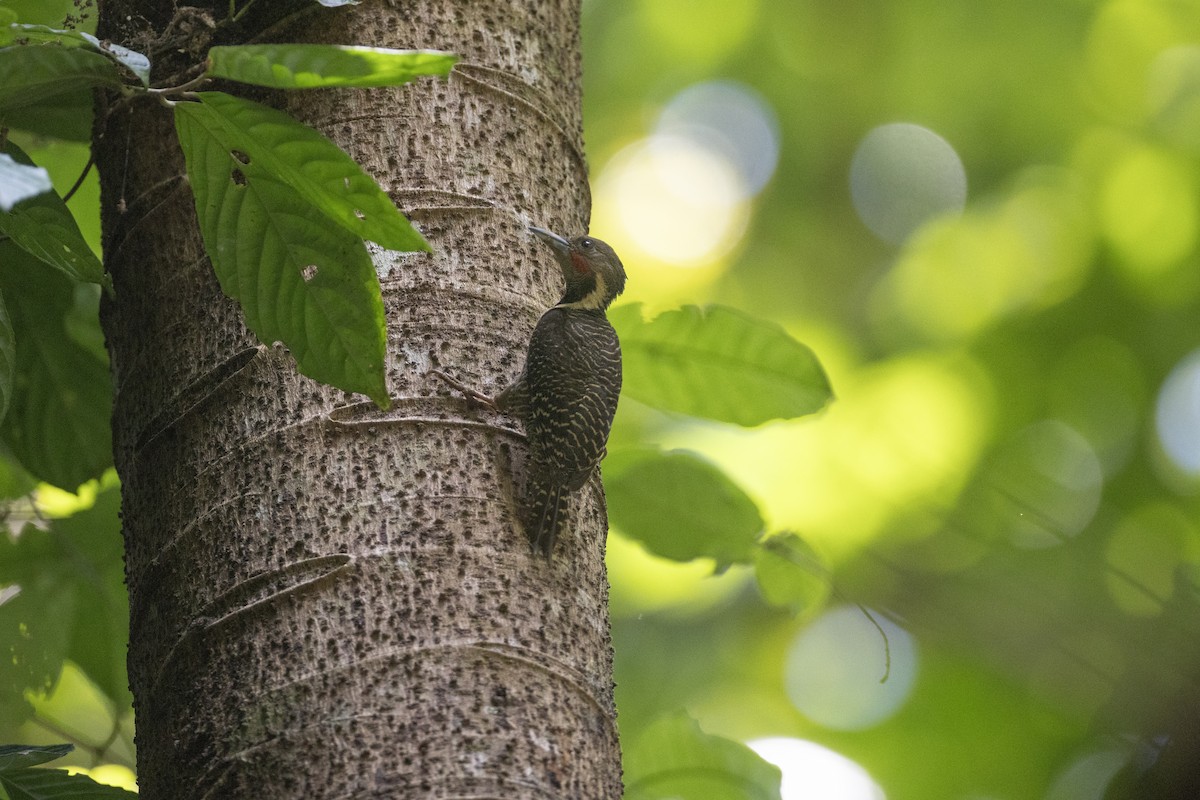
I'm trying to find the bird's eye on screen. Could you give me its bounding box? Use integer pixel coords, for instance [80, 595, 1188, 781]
[581, 237, 594, 249]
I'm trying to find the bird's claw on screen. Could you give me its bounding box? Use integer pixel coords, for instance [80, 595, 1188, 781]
[429, 369, 500, 411]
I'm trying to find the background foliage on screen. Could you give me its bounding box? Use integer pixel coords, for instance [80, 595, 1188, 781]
[3, 0, 1200, 797]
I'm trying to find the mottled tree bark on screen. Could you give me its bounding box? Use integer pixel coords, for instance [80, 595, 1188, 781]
[95, 1, 621, 797]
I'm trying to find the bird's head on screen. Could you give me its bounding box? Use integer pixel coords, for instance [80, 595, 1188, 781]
[530, 226, 627, 311]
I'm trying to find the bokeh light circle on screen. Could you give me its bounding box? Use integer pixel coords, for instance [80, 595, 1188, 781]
[1101, 145, 1197, 278]
[749, 737, 886, 800]
[657, 80, 781, 197]
[1147, 45, 1200, 151]
[987, 420, 1104, 549]
[1155, 348, 1200, 475]
[1045, 747, 1128, 800]
[784, 606, 917, 730]
[594, 134, 750, 268]
[850, 122, 967, 244]
[1105, 503, 1196, 616]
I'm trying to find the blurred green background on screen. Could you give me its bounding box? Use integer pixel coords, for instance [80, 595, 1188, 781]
[587, 0, 1200, 798]
[4, 0, 1200, 797]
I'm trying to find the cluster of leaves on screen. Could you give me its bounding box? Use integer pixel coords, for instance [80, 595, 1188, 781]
[609, 304, 832, 609]
[0, 3, 834, 798]
[605, 306, 831, 800]
[1, 20, 456, 423]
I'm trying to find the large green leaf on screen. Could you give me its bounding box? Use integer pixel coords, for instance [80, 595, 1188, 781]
[0, 245, 113, 489]
[606, 448, 764, 565]
[0, 744, 73, 772]
[175, 98, 391, 407]
[180, 91, 426, 251]
[0, 45, 122, 122]
[624, 713, 782, 800]
[207, 44, 457, 89]
[0, 23, 150, 84]
[0, 144, 108, 288]
[612, 303, 832, 427]
[0, 766, 138, 799]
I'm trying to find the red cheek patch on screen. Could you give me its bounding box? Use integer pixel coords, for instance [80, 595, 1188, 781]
[570, 252, 591, 275]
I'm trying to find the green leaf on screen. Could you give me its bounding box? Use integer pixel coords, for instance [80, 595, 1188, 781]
[0, 744, 72, 772]
[624, 713, 782, 800]
[606, 448, 764, 564]
[0, 766, 139, 798]
[0, 45, 122, 122]
[0, 144, 108, 289]
[0, 153, 51, 211]
[0, 489, 127, 715]
[180, 92, 427, 251]
[0, 23, 150, 85]
[612, 303, 833, 427]
[0, 246, 113, 489]
[206, 44, 457, 89]
[0, 451, 36, 500]
[0, 88, 92, 141]
[175, 99, 391, 407]
[56, 488, 129, 708]
[753, 532, 831, 616]
[0, 9, 17, 25]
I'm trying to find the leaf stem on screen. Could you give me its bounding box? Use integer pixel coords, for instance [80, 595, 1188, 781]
[148, 72, 211, 98]
[230, 0, 261, 24]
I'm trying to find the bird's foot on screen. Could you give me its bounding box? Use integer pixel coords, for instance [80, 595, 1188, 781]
[428, 369, 500, 411]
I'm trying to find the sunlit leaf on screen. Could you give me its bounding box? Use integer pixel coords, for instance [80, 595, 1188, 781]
[175, 98, 391, 407]
[0, 766, 138, 798]
[0, 743, 73, 771]
[606, 448, 764, 564]
[0, 145, 108, 288]
[78, 33, 149, 85]
[0, 246, 112, 489]
[206, 44, 457, 89]
[0, 153, 51, 211]
[613, 303, 832, 427]
[753, 531, 831, 616]
[0, 571, 74, 723]
[0, 23, 150, 84]
[0, 45, 122, 120]
[624, 712, 782, 800]
[180, 91, 427, 251]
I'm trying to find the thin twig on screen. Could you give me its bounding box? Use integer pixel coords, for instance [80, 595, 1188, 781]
[61, 151, 95, 204]
[855, 602, 892, 683]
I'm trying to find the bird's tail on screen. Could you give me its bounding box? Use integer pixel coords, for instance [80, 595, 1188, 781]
[525, 477, 566, 557]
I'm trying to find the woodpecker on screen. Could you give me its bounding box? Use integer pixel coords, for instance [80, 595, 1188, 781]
[433, 226, 626, 556]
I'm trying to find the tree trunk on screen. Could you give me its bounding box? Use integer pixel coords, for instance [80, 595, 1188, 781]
[95, 1, 621, 797]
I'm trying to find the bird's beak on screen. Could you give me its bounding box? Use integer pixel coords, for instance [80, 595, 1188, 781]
[529, 225, 571, 260]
